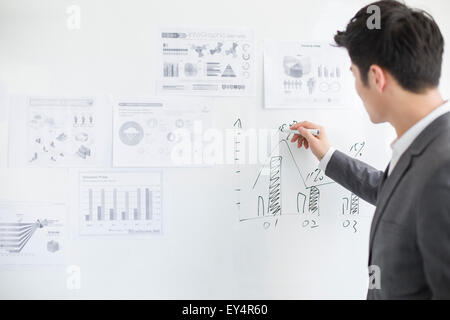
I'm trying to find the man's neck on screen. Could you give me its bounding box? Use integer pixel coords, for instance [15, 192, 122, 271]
[388, 89, 445, 139]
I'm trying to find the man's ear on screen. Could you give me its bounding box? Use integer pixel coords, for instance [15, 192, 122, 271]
[368, 64, 386, 93]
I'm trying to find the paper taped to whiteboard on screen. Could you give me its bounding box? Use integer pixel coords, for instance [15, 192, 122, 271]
[264, 41, 351, 108]
[157, 27, 255, 96]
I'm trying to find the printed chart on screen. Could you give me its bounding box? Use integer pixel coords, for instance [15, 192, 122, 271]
[157, 27, 255, 96]
[0, 202, 66, 266]
[9, 97, 111, 167]
[113, 97, 212, 167]
[78, 171, 162, 235]
[264, 41, 351, 108]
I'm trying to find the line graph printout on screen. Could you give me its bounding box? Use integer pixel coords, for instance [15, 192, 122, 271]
[264, 41, 351, 108]
[157, 27, 255, 96]
[9, 96, 111, 168]
[0, 202, 66, 266]
[113, 97, 212, 167]
[78, 171, 162, 236]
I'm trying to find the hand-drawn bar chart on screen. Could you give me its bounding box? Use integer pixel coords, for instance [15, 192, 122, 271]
[79, 171, 162, 235]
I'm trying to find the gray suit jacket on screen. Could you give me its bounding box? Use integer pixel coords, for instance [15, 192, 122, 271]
[325, 112, 450, 299]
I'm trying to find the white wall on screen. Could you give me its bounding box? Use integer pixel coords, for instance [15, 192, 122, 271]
[0, 0, 449, 299]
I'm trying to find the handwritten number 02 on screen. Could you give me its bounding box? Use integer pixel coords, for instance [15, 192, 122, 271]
[343, 220, 358, 233]
[302, 219, 318, 228]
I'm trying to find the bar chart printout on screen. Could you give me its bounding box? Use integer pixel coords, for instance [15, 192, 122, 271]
[79, 172, 162, 235]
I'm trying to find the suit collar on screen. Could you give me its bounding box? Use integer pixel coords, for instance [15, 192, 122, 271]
[390, 102, 450, 156]
[408, 111, 450, 156]
[368, 111, 450, 261]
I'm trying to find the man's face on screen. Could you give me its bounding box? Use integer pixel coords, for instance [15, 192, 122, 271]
[350, 63, 387, 123]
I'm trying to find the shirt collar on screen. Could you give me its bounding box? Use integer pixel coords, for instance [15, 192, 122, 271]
[390, 100, 450, 153]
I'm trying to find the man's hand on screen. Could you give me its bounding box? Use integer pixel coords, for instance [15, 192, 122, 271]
[290, 121, 331, 161]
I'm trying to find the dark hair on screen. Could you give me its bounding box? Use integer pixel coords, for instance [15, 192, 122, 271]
[334, 0, 444, 93]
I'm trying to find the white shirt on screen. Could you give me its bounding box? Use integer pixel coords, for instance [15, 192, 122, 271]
[319, 101, 450, 176]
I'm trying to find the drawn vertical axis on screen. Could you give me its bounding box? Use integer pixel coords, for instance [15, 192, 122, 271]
[233, 119, 243, 221]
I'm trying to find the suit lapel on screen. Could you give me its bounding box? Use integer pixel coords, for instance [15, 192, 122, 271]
[368, 111, 450, 260]
[369, 152, 413, 250]
[377, 163, 390, 194]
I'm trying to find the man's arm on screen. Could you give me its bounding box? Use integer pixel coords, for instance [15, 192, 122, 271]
[417, 162, 450, 299]
[323, 149, 384, 206]
[290, 121, 384, 206]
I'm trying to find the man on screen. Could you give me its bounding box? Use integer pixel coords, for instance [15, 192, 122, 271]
[290, 0, 450, 299]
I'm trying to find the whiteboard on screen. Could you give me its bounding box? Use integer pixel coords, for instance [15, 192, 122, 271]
[0, 0, 449, 299]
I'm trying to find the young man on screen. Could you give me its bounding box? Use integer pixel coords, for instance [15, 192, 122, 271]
[290, 0, 450, 299]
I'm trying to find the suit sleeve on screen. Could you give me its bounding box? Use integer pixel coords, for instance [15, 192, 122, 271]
[417, 162, 450, 299]
[325, 150, 384, 206]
